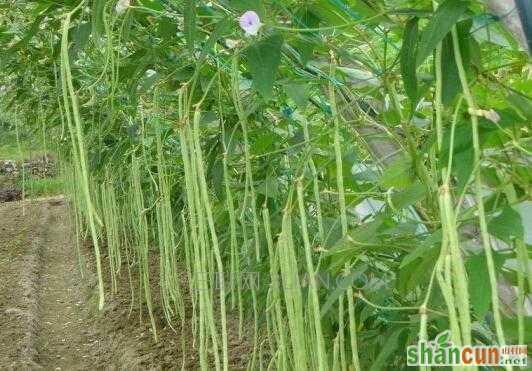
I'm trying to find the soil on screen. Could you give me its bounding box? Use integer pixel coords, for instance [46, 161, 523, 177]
[0, 187, 21, 202]
[0, 169, 21, 203]
[0, 198, 255, 370]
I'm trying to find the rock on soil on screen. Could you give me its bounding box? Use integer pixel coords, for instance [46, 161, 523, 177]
[0, 154, 56, 179]
[0, 160, 17, 176]
[22, 155, 56, 178]
[0, 154, 56, 204]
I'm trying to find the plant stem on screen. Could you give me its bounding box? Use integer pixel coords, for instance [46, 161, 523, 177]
[451, 27, 508, 355]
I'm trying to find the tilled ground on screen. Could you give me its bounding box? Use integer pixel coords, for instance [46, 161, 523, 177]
[0, 200, 39, 368]
[0, 198, 254, 370]
[0, 198, 119, 370]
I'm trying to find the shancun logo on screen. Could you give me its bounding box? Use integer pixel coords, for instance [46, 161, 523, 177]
[407, 331, 528, 367]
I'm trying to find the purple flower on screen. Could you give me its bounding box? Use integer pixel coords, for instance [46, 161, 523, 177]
[239, 11, 262, 36]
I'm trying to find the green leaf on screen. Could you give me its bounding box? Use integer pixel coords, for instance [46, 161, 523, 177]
[416, 0, 469, 66]
[322, 217, 343, 249]
[91, 0, 105, 39]
[251, 131, 277, 154]
[139, 0, 164, 11]
[320, 271, 358, 318]
[139, 71, 159, 92]
[9, 14, 46, 52]
[325, 235, 361, 272]
[502, 316, 532, 343]
[488, 206, 524, 242]
[244, 34, 283, 100]
[452, 147, 474, 193]
[293, 6, 320, 30]
[467, 253, 491, 318]
[397, 245, 438, 295]
[391, 181, 427, 209]
[284, 83, 309, 109]
[379, 156, 414, 189]
[369, 329, 405, 371]
[293, 39, 316, 65]
[400, 230, 441, 268]
[184, 0, 196, 53]
[341, 0, 380, 20]
[441, 122, 473, 161]
[309, 2, 349, 26]
[441, 20, 473, 106]
[157, 19, 178, 41]
[292, 8, 320, 63]
[400, 17, 419, 104]
[507, 93, 532, 121]
[71, 22, 91, 55]
[514, 201, 532, 244]
[229, 0, 265, 16]
[255, 176, 279, 198]
[202, 16, 231, 56]
[400, 245, 434, 269]
[440, 34, 460, 105]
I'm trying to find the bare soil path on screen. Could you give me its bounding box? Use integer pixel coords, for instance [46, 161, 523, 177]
[0, 198, 116, 370]
[36, 200, 97, 369]
[0, 198, 254, 370]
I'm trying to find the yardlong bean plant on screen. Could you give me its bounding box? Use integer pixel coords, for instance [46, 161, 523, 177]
[1, 0, 531, 369]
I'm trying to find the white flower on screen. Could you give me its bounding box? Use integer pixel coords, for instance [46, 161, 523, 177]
[239, 11, 262, 36]
[484, 109, 501, 124]
[225, 39, 240, 49]
[468, 107, 501, 124]
[115, 0, 130, 15]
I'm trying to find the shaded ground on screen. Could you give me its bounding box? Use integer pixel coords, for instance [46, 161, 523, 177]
[0, 198, 254, 370]
[0, 187, 21, 202]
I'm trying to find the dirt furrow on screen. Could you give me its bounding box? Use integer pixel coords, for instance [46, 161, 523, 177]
[0, 201, 46, 369]
[1, 198, 254, 370]
[35, 199, 102, 370]
[0, 199, 117, 370]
